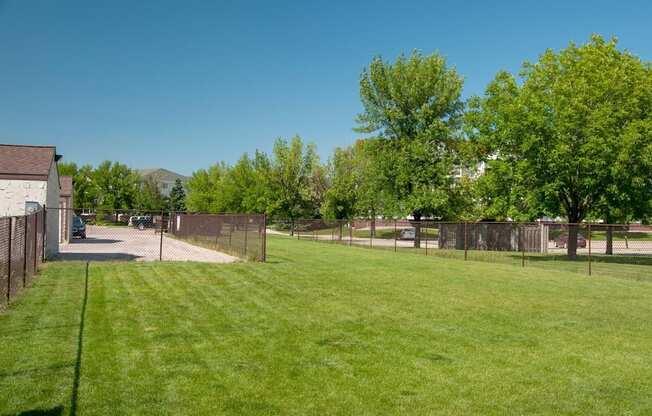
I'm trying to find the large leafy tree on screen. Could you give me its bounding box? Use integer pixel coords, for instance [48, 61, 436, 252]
[267, 136, 321, 230]
[321, 147, 358, 220]
[72, 165, 97, 208]
[92, 161, 141, 212]
[355, 51, 465, 246]
[185, 164, 227, 212]
[467, 35, 652, 258]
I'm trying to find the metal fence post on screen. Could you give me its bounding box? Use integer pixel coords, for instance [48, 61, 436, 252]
[229, 220, 233, 248]
[42, 207, 47, 262]
[244, 218, 248, 257]
[215, 216, 220, 247]
[394, 219, 397, 252]
[159, 211, 164, 261]
[588, 223, 592, 276]
[34, 212, 39, 271]
[464, 221, 468, 261]
[23, 215, 28, 287]
[520, 224, 525, 267]
[349, 221, 352, 246]
[338, 221, 343, 242]
[369, 220, 373, 248]
[425, 223, 428, 256]
[262, 215, 267, 262]
[7, 217, 12, 303]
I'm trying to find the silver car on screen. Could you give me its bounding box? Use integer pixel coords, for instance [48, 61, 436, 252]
[399, 228, 415, 240]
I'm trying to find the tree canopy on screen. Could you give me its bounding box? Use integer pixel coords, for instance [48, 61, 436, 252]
[467, 35, 652, 256]
[355, 51, 466, 224]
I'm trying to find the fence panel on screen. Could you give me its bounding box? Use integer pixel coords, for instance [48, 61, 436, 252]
[279, 219, 651, 280]
[9, 216, 26, 299]
[35, 210, 44, 267]
[169, 213, 266, 261]
[0, 217, 10, 303]
[24, 212, 36, 285]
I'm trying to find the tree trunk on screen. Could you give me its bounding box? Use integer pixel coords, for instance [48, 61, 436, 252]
[370, 218, 376, 239]
[413, 213, 421, 248]
[290, 218, 294, 236]
[567, 224, 578, 259]
[605, 226, 613, 255]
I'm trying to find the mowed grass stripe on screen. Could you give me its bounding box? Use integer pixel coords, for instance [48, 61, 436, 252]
[1, 236, 652, 415]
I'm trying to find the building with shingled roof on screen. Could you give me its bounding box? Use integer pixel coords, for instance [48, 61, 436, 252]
[0, 144, 62, 256]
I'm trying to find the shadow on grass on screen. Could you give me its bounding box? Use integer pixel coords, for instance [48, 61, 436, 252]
[4, 405, 65, 416]
[69, 262, 89, 416]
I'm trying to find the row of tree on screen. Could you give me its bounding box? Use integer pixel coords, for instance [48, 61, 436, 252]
[58, 161, 186, 212]
[185, 35, 652, 258]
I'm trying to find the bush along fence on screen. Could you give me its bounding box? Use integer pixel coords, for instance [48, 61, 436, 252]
[270, 219, 652, 280]
[0, 209, 45, 307]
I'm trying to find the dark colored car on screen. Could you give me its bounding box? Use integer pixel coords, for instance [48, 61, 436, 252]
[554, 233, 587, 249]
[72, 215, 86, 239]
[128, 215, 153, 230]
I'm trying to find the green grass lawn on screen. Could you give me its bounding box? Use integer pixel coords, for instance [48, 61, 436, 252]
[2, 236, 652, 415]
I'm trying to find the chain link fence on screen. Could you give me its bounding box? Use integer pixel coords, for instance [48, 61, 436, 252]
[169, 213, 266, 261]
[0, 209, 45, 307]
[50, 208, 265, 263]
[270, 219, 652, 281]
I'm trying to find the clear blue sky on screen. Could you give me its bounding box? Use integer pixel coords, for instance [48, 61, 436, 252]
[1, 0, 651, 175]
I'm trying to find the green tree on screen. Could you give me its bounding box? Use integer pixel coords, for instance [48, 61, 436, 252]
[72, 165, 97, 208]
[268, 136, 320, 232]
[137, 178, 166, 211]
[185, 164, 227, 212]
[356, 51, 465, 246]
[321, 147, 357, 220]
[168, 178, 186, 212]
[467, 35, 652, 258]
[58, 162, 78, 177]
[244, 151, 274, 214]
[93, 161, 141, 212]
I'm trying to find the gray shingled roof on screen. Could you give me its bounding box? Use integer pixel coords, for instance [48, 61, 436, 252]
[0, 144, 58, 180]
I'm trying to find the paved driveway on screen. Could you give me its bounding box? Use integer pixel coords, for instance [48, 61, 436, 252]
[59, 225, 238, 263]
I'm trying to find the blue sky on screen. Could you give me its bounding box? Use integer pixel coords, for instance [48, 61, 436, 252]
[1, 0, 651, 175]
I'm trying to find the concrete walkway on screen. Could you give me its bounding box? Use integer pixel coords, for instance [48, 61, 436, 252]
[58, 225, 238, 263]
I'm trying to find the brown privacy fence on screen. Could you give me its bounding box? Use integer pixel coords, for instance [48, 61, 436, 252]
[0, 209, 45, 306]
[49, 208, 266, 263]
[271, 219, 652, 280]
[169, 213, 266, 261]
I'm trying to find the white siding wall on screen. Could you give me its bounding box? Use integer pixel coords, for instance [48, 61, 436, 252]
[0, 179, 48, 217]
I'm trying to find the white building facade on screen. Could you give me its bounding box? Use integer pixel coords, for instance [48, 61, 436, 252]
[0, 144, 62, 257]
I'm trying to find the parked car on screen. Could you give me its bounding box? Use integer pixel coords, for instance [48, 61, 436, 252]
[399, 228, 416, 240]
[72, 215, 86, 239]
[128, 215, 153, 230]
[554, 233, 587, 248]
